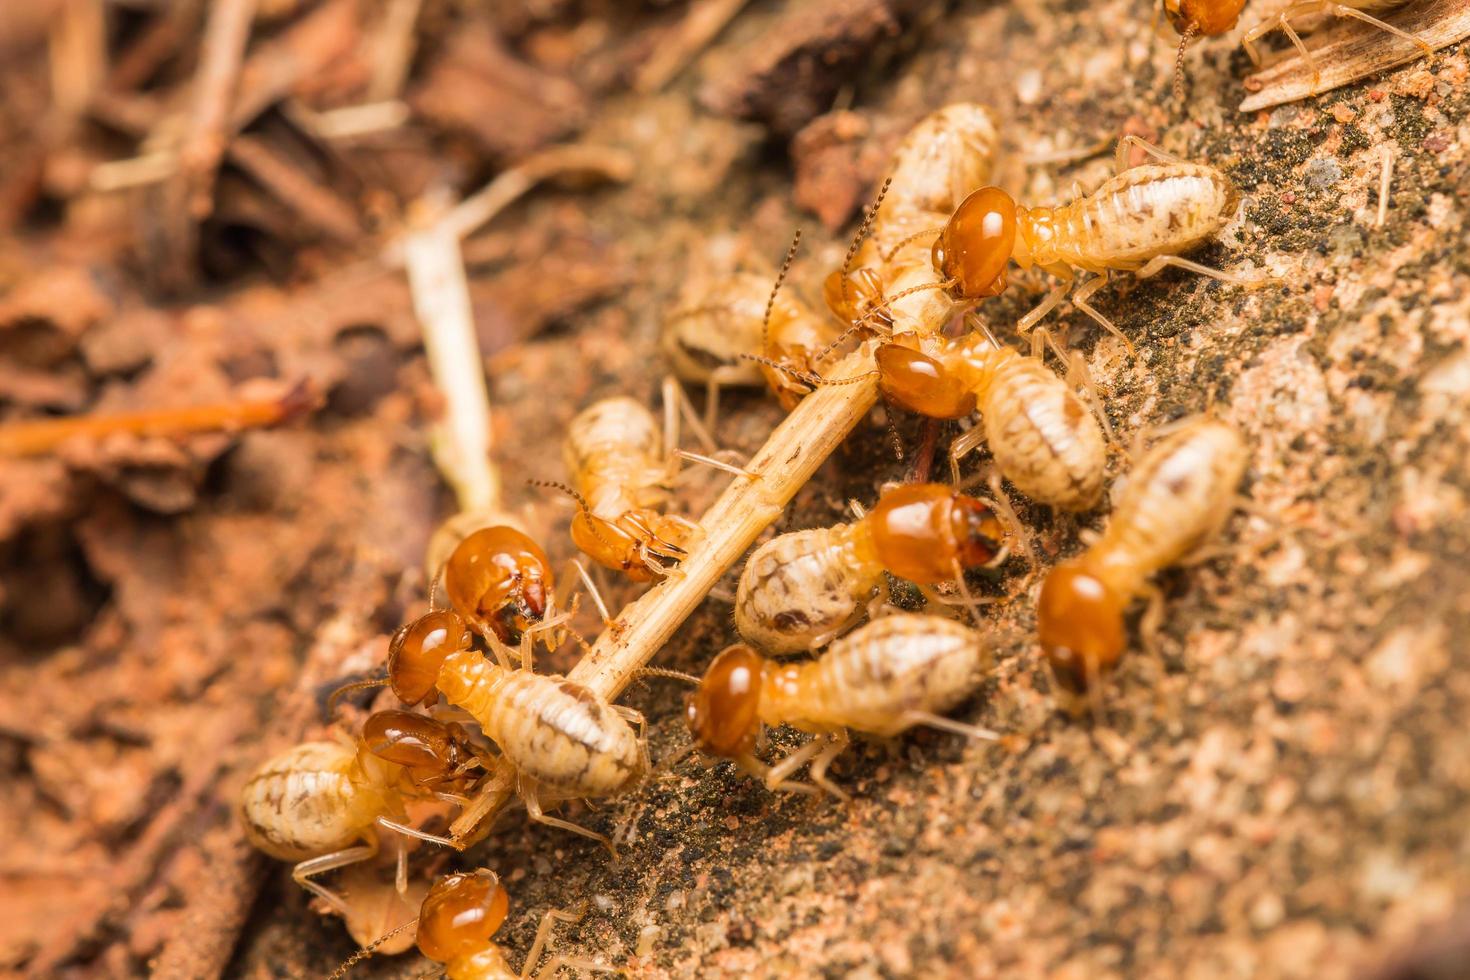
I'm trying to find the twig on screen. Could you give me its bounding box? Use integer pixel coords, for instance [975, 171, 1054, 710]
[0, 380, 315, 457]
[436, 146, 635, 248]
[368, 0, 424, 101]
[452, 341, 886, 839]
[228, 134, 364, 243]
[404, 224, 502, 515]
[634, 0, 750, 93]
[1239, 0, 1470, 112]
[152, 0, 255, 290]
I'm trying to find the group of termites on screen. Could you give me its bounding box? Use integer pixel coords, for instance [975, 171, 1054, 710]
[239, 1, 1437, 968]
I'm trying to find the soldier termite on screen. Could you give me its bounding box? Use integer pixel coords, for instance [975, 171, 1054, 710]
[553, 392, 749, 582]
[435, 526, 558, 649]
[873, 319, 1110, 512]
[734, 483, 1011, 655]
[930, 137, 1269, 353]
[240, 711, 491, 915]
[1037, 418, 1248, 709]
[329, 869, 619, 980]
[387, 602, 648, 855]
[1164, 0, 1433, 97]
[686, 614, 998, 798]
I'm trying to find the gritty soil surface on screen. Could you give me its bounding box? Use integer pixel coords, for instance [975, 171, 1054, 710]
[1, 0, 1468, 978]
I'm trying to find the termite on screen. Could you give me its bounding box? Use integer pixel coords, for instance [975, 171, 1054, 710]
[241, 710, 489, 914]
[734, 483, 1011, 654]
[437, 525, 557, 648]
[822, 102, 1000, 337]
[930, 136, 1267, 352]
[554, 395, 709, 582]
[329, 869, 617, 980]
[1164, 0, 1433, 96]
[687, 614, 998, 797]
[661, 269, 841, 419]
[1037, 417, 1248, 703]
[387, 604, 648, 854]
[873, 320, 1110, 511]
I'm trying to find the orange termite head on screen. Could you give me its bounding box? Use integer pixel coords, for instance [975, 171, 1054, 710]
[933, 186, 1016, 300]
[361, 709, 470, 785]
[686, 644, 767, 759]
[1037, 559, 1128, 693]
[443, 526, 554, 645]
[867, 483, 1011, 584]
[388, 610, 472, 705]
[416, 870, 509, 964]
[1162, 0, 1246, 36]
[875, 340, 976, 419]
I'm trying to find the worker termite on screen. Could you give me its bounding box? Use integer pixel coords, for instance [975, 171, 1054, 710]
[661, 269, 841, 419]
[1037, 418, 1248, 705]
[329, 869, 618, 980]
[734, 483, 1011, 654]
[873, 320, 1110, 511]
[821, 101, 999, 337]
[687, 614, 998, 798]
[1164, 0, 1433, 96]
[554, 393, 733, 582]
[241, 710, 490, 914]
[387, 604, 648, 854]
[930, 137, 1268, 352]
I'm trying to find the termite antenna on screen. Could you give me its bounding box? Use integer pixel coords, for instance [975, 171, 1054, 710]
[326, 915, 421, 980]
[636, 666, 701, 685]
[1173, 23, 1198, 102]
[762, 229, 803, 355]
[527, 479, 619, 552]
[325, 677, 388, 719]
[839, 176, 893, 308]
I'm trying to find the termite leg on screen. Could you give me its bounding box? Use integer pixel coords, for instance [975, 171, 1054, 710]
[1016, 279, 1071, 334]
[291, 838, 378, 917]
[661, 373, 717, 455]
[897, 709, 1001, 742]
[1138, 582, 1167, 662]
[611, 704, 646, 741]
[376, 816, 463, 851]
[1113, 134, 1186, 172]
[760, 738, 828, 794]
[571, 559, 613, 626]
[521, 777, 616, 858]
[534, 957, 622, 979]
[1136, 254, 1276, 291]
[1056, 339, 1121, 450]
[674, 449, 759, 480]
[1070, 273, 1135, 354]
[947, 423, 987, 487]
[523, 903, 611, 980]
[984, 468, 1032, 568]
[807, 731, 852, 802]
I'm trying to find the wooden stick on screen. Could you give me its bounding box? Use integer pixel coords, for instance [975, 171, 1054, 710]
[0, 381, 314, 457]
[404, 224, 501, 515]
[451, 341, 885, 839]
[1239, 0, 1470, 112]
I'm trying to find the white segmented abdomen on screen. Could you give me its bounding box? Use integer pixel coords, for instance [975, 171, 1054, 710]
[240, 742, 380, 861]
[980, 354, 1106, 511]
[735, 524, 884, 654]
[882, 103, 998, 223]
[661, 274, 770, 386]
[440, 651, 644, 798]
[564, 397, 664, 516]
[779, 614, 987, 737]
[1056, 164, 1238, 273]
[1095, 419, 1248, 594]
